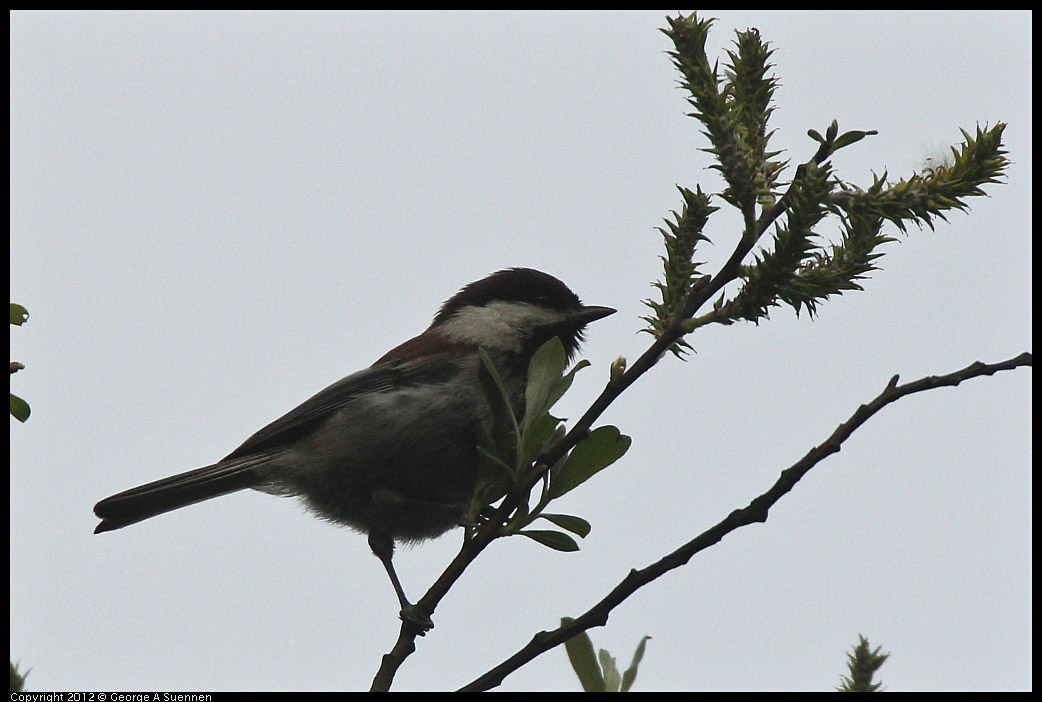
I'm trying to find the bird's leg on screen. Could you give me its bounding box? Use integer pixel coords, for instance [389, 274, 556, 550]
[367, 531, 434, 634]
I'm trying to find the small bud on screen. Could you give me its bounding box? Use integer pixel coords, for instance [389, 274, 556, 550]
[610, 356, 627, 384]
[551, 423, 567, 446]
[826, 119, 839, 143]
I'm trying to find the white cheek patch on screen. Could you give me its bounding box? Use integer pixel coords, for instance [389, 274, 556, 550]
[437, 301, 568, 350]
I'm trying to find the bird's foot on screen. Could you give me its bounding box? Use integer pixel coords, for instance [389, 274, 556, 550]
[399, 604, 434, 635]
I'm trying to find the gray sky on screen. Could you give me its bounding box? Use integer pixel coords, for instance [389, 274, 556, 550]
[10, 10, 1031, 692]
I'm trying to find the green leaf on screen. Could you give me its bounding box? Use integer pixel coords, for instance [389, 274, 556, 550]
[599, 648, 621, 692]
[523, 338, 590, 440]
[621, 636, 652, 692]
[832, 129, 877, 151]
[10, 304, 29, 326]
[600, 649, 621, 691]
[518, 529, 579, 552]
[548, 426, 631, 500]
[478, 347, 523, 468]
[562, 619, 605, 692]
[826, 119, 839, 143]
[807, 128, 824, 144]
[524, 337, 567, 430]
[539, 513, 591, 538]
[520, 413, 562, 466]
[10, 394, 31, 422]
[479, 348, 514, 416]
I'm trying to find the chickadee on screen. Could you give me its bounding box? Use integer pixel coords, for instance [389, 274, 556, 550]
[94, 267, 614, 629]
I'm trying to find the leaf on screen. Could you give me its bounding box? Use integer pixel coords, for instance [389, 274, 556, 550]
[539, 513, 591, 539]
[807, 128, 824, 144]
[826, 119, 839, 142]
[10, 394, 30, 422]
[520, 412, 562, 466]
[518, 529, 579, 552]
[562, 618, 605, 692]
[621, 636, 652, 692]
[832, 129, 877, 151]
[548, 426, 631, 500]
[599, 648, 621, 692]
[478, 348, 514, 417]
[10, 304, 29, 326]
[524, 337, 567, 431]
[478, 347, 522, 468]
[523, 338, 590, 440]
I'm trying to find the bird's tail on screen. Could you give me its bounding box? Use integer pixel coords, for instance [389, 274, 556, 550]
[93, 456, 274, 534]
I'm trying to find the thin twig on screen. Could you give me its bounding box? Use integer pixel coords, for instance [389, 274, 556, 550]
[459, 352, 1031, 691]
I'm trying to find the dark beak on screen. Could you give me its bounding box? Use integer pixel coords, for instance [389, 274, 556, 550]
[573, 305, 616, 325]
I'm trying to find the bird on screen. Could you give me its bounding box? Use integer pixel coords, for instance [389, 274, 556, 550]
[93, 267, 615, 630]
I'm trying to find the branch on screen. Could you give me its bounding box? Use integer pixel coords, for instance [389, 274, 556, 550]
[459, 352, 1032, 691]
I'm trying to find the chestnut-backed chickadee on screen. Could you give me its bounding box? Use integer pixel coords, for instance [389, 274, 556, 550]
[94, 267, 614, 629]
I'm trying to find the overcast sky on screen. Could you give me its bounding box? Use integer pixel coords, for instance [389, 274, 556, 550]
[10, 10, 1031, 692]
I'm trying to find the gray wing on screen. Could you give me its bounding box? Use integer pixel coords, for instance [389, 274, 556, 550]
[222, 355, 459, 461]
